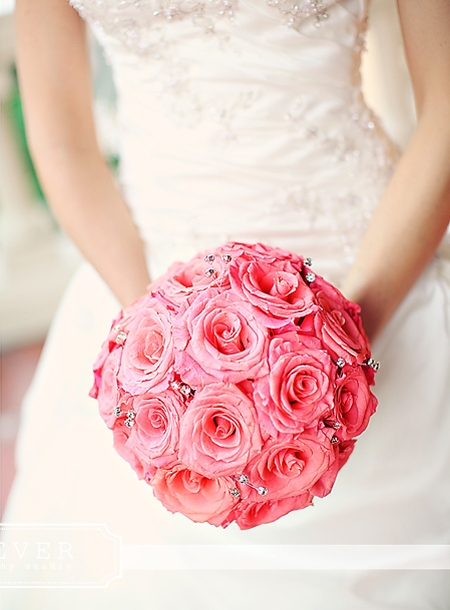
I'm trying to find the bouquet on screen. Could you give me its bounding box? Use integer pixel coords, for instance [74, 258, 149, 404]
[90, 242, 379, 529]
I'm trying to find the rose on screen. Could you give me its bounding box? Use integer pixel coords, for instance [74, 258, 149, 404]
[111, 418, 144, 480]
[151, 465, 237, 525]
[219, 241, 305, 267]
[229, 257, 316, 327]
[179, 383, 262, 477]
[244, 433, 333, 501]
[89, 308, 126, 399]
[151, 253, 230, 305]
[333, 366, 378, 440]
[117, 297, 174, 393]
[175, 289, 269, 383]
[96, 348, 123, 428]
[255, 334, 335, 434]
[128, 391, 185, 468]
[310, 280, 370, 364]
[310, 439, 356, 498]
[223, 492, 314, 530]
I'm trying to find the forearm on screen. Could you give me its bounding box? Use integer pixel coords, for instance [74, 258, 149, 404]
[15, 0, 150, 308]
[341, 110, 450, 340]
[33, 143, 151, 308]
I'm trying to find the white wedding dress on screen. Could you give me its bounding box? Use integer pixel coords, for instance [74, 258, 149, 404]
[2, 0, 450, 608]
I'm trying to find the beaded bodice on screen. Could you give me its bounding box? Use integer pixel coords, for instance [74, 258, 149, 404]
[68, 0, 401, 282]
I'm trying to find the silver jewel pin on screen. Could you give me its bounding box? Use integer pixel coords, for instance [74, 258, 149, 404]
[115, 330, 127, 345]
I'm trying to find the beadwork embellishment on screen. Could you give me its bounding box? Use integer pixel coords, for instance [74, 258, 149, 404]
[266, 0, 331, 29]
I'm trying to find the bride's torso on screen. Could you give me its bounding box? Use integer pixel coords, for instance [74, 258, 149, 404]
[70, 0, 400, 280]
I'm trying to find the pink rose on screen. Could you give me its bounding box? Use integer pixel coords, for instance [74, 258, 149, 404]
[255, 334, 335, 435]
[179, 383, 262, 477]
[333, 366, 378, 440]
[244, 433, 333, 501]
[229, 257, 316, 327]
[151, 253, 230, 305]
[89, 310, 125, 399]
[128, 391, 185, 468]
[151, 465, 237, 525]
[224, 492, 314, 530]
[96, 348, 123, 428]
[175, 289, 269, 383]
[219, 241, 304, 267]
[117, 297, 174, 393]
[312, 282, 370, 364]
[310, 439, 356, 498]
[111, 418, 144, 480]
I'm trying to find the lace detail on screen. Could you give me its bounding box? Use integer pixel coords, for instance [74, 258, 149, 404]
[284, 100, 398, 179]
[68, 0, 348, 55]
[266, 0, 332, 29]
[152, 0, 237, 26]
[68, 0, 238, 56]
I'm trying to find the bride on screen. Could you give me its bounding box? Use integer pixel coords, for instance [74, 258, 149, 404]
[3, 0, 450, 608]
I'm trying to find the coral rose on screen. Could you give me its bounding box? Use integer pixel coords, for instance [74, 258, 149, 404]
[118, 297, 174, 393]
[179, 384, 262, 477]
[175, 289, 269, 383]
[129, 390, 185, 468]
[255, 334, 335, 434]
[151, 466, 237, 525]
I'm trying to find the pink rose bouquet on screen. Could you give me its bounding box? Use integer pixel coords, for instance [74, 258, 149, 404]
[90, 242, 379, 529]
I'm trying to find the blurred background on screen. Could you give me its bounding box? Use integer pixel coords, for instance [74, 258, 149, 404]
[0, 0, 416, 517]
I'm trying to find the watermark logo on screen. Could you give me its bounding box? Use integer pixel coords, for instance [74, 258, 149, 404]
[0, 523, 121, 588]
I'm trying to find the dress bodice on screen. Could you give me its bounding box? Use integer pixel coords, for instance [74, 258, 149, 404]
[68, 0, 401, 282]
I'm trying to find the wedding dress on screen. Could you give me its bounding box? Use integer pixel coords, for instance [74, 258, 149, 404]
[2, 0, 450, 608]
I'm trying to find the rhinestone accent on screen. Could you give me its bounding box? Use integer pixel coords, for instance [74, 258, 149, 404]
[305, 272, 316, 282]
[114, 407, 121, 417]
[304, 257, 313, 266]
[333, 421, 341, 430]
[230, 488, 241, 498]
[221, 254, 233, 263]
[237, 474, 249, 484]
[115, 330, 127, 344]
[127, 410, 136, 420]
[204, 253, 215, 263]
[336, 357, 345, 368]
[180, 383, 195, 397]
[124, 418, 135, 428]
[331, 435, 339, 444]
[205, 268, 216, 277]
[257, 486, 269, 496]
[365, 358, 380, 371]
[170, 380, 181, 391]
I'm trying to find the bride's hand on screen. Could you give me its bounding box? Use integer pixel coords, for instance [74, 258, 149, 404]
[341, 0, 450, 342]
